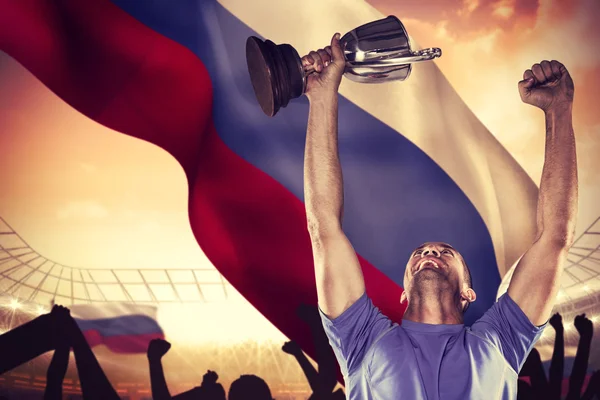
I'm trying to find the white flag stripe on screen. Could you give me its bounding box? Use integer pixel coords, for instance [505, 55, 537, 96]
[69, 303, 158, 320]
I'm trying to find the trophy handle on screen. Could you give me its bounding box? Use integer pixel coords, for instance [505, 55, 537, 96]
[350, 47, 442, 66]
[396, 47, 442, 63]
[301, 47, 441, 76]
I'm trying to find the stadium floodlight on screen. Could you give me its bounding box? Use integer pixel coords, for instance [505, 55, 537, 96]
[9, 298, 20, 311]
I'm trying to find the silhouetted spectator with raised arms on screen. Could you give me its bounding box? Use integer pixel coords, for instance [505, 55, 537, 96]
[518, 313, 600, 399]
[282, 304, 344, 400]
[0, 305, 120, 400]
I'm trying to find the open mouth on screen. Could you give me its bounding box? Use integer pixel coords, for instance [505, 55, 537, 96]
[415, 259, 440, 273]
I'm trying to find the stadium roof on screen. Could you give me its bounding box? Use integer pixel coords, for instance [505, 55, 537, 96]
[0, 217, 243, 305]
[562, 217, 600, 296]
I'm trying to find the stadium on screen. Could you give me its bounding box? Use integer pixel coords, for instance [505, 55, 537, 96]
[0, 217, 320, 399]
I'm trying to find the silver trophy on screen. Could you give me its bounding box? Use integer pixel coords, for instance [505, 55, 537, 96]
[246, 15, 441, 117]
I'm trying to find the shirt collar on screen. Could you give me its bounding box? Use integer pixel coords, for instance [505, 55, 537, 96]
[401, 318, 464, 333]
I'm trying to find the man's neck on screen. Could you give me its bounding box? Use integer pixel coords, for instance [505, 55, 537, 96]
[402, 293, 464, 325]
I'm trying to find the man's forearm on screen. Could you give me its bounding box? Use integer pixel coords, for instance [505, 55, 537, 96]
[537, 105, 578, 245]
[304, 93, 343, 235]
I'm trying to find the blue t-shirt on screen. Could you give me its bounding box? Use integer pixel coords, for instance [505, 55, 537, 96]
[320, 292, 546, 400]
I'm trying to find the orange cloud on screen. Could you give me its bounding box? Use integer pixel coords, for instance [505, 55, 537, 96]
[368, 0, 538, 35]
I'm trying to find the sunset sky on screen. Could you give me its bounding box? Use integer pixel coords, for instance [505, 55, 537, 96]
[0, 0, 599, 349]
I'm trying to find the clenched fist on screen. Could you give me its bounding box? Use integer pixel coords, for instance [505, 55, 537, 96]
[147, 338, 171, 361]
[519, 60, 574, 113]
[574, 314, 594, 338]
[549, 313, 563, 332]
[282, 340, 302, 355]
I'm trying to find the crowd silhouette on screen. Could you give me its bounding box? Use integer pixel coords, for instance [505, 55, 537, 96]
[0, 304, 599, 399]
[518, 313, 600, 400]
[0, 303, 344, 399]
[144, 303, 342, 400]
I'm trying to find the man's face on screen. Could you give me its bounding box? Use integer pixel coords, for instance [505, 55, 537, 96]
[403, 242, 467, 299]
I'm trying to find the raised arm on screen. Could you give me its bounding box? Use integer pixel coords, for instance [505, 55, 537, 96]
[53, 306, 121, 400]
[282, 341, 323, 396]
[43, 341, 70, 400]
[508, 60, 577, 326]
[303, 33, 365, 319]
[548, 313, 564, 400]
[566, 315, 594, 400]
[147, 339, 173, 400]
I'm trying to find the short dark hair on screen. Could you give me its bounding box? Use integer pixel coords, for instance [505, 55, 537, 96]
[462, 259, 472, 289]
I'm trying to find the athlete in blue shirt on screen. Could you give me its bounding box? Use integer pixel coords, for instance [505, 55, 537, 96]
[302, 33, 577, 400]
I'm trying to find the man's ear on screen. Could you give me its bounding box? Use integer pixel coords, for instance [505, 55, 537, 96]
[461, 288, 476, 303]
[400, 290, 407, 304]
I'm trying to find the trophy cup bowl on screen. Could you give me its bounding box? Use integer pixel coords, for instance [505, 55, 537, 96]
[246, 15, 442, 117]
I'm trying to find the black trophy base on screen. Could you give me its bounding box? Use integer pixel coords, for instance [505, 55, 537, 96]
[246, 36, 305, 117]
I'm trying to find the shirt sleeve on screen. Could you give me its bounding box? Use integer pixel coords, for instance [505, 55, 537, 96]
[470, 292, 547, 373]
[319, 292, 394, 376]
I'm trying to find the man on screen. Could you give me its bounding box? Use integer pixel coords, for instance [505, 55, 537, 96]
[302, 33, 577, 399]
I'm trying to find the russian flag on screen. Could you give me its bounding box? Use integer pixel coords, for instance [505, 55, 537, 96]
[0, 0, 538, 361]
[69, 303, 164, 354]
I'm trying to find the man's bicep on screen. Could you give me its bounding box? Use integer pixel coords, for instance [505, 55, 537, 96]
[507, 237, 568, 326]
[312, 230, 366, 319]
